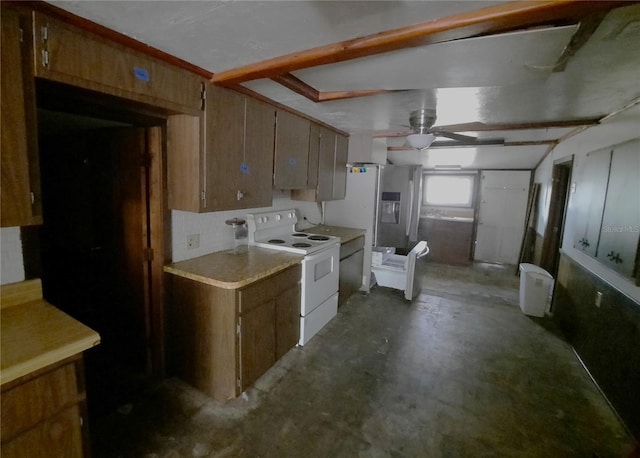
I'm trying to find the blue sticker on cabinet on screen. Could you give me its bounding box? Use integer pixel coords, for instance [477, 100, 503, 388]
[241, 163, 250, 174]
[289, 157, 297, 166]
[134, 67, 150, 82]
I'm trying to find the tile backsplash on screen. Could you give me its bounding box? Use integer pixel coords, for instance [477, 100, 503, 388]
[1, 227, 25, 285]
[171, 192, 322, 262]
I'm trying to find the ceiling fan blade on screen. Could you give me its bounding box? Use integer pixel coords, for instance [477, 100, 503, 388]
[431, 122, 487, 132]
[434, 131, 478, 143]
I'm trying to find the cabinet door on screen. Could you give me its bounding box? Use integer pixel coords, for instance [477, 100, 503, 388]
[316, 127, 337, 202]
[275, 285, 301, 360]
[239, 300, 276, 391]
[1, 6, 42, 227]
[332, 133, 348, 200]
[33, 13, 202, 113]
[572, 148, 611, 256]
[242, 97, 275, 208]
[167, 114, 204, 212]
[307, 123, 320, 189]
[206, 85, 245, 210]
[274, 110, 310, 190]
[596, 140, 640, 277]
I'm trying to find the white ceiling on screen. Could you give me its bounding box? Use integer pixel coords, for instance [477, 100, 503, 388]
[50, 1, 640, 169]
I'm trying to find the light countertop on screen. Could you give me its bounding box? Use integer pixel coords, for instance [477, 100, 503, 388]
[304, 225, 366, 243]
[164, 246, 303, 289]
[1, 279, 101, 386]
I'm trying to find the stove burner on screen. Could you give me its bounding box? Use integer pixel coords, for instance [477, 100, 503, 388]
[268, 239, 286, 244]
[292, 242, 312, 248]
[308, 235, 330, 241]
[292, 233, 308, 237]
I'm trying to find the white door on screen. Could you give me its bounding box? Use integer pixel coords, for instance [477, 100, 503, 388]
[475, 171, 530, 264]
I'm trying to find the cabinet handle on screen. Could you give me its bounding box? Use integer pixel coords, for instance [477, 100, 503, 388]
[237, 190, 244, 201]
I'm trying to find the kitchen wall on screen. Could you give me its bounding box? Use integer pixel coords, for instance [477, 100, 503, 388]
[171, 192, 322, 262]
[1, 227, 25, 285]
[534, 103, 640, 439]
[534, 103, 640, 302]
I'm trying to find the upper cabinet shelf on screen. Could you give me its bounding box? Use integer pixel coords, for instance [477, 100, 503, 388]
[32, 12, 203, 115]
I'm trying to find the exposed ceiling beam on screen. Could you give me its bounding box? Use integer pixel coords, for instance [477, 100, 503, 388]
[212, 1, 631, 86]
[271, 73, 404, 102]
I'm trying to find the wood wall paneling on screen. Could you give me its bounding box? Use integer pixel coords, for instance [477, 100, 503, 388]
[553, 254, 640, 439]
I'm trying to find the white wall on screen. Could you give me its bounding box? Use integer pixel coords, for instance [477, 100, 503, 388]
[171, 192, 322, 262]
[1, 227, 25, 285]
[534, 103, 640, 302]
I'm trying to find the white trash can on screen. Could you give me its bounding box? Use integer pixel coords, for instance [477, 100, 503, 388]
[518, 263, 554, 317]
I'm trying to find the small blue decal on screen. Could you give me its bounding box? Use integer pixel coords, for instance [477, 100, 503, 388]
[241, 163, 249, 174]
[134, 67, 150, 82]
[289, 157, 297, 166]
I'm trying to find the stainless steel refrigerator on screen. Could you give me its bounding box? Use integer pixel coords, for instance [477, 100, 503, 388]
[324, 163, 423, 291]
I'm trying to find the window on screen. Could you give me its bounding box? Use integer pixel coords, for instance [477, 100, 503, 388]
[423, 175, 475, 207]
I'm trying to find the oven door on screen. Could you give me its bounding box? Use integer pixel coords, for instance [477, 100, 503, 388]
[301, 243, 340, 316]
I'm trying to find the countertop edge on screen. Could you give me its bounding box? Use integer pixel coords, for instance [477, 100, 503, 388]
[1, 334, 100, 386]
[164, 257, 303, 289]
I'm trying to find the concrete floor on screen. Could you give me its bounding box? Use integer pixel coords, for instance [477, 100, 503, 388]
[91, 262, 636, 457]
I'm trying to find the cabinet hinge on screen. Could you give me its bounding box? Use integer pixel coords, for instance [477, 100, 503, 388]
[19, 26, 24, 43]
[30, 192, 35, 205]
[236, 323, 241, 335]
[237, 378, 241, 389]
[143, 248, 154, 262]
[40, 26, 49, 68]
[200, 83, 206, 111]
[201, 189, 206, 202]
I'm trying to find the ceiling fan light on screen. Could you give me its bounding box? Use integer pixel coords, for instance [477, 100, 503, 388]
[407, 133, 435, 151]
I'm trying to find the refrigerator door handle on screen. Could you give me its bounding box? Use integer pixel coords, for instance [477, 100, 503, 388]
[406, 180, 413, 236]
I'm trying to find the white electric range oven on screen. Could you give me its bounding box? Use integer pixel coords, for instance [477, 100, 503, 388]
[246, 209, 340, 345]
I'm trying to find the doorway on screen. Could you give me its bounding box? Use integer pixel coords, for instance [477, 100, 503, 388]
[26, 97, 167, 419]
[540, 157, 573, 278]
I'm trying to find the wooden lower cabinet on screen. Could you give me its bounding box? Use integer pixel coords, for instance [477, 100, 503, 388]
[1, 357, 88, 458]
[167, 264, 301, 400]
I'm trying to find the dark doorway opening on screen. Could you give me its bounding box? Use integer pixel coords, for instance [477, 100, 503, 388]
[540, 156, 573, 279]
[22, 81, 169, 421]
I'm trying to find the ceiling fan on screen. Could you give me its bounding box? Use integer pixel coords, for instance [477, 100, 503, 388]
[404, 109, 481, 151]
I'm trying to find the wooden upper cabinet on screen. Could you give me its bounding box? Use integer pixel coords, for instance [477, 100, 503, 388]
[1, 6, 42, 227]
[168, 84, 275, 212]
[316, 126, 337, 202]
[291, 126, 348, 202]
[333, 133, 348, 200]
[273, 110, 310, 190]
[32, 12, 202, 114]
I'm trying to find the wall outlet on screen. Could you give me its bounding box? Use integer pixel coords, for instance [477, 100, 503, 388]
[595, 291, 603, 308]
[187, 234, 200, 249]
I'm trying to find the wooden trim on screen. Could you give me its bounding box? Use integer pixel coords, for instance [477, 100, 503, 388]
[271, 73, 319, 102]
[147, 126, 166, 377]
[212, 1, 629, 85]
[271, 73, 403, 103]
[534, 143, 559, 170]
[229, 84, 350, 137]
[0, 279, 43, 309]
[21, 0, 213, 79]
[375, 119, 601, 138]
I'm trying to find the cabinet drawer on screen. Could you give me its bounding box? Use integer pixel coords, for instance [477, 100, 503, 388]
[340, 235, 365, 260]
[1, 362, 80, 441]
[1, 404, 83, 458]
[33, 12, 202, 113]
[238, 265, 300, 314]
